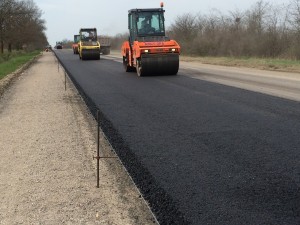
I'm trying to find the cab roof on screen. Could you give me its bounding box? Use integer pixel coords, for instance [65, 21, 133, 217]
[128, 8, 164, 14]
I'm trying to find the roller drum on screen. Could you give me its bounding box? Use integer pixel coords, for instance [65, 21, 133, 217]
[81, 49, 100, 60]
[139, 53, 179, 76]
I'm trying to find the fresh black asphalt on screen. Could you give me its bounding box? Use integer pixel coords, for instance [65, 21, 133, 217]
[55, 50, 300, 225]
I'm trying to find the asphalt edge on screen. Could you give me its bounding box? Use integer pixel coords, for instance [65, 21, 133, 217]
[53, 50, 190, 225]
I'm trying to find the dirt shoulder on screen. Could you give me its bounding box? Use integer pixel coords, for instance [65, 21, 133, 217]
[0, 52, 157, 224]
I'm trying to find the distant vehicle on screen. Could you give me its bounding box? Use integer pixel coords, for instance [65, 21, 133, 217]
[98, 36, 111, 55]
[56, 42, 63, 49]
[72, 35, 80, 54]
[45, 45, 52, 52]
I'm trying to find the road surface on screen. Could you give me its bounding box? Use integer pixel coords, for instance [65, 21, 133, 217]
[55, 49, 300, 225]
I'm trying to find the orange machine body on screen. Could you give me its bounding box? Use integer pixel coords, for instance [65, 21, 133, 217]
[72, 34, 80, 54]
[122, 39, 180, 68]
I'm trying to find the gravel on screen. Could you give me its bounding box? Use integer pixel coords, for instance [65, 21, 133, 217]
[0, 52, 158, 225]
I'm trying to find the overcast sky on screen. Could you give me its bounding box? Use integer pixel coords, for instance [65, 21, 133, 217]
[34, 0, 289, 46]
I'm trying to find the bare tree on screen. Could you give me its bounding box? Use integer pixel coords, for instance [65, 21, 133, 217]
[110, 32, 128, 50]
[165, 0, 299, 59]
[168, 13, 198, 54]
[0, 0, 47, 54]
[288, 0, 300, 58]
[289, 0, 300, 31]
[0, 0, 15, 53]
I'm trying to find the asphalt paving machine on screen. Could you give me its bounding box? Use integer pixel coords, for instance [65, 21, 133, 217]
[78, 28, 100, 60]
[121, 2, 180, 76]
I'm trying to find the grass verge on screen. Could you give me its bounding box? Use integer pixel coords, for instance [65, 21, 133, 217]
[0, 51, 40, 80]
[181, 55, 300, 73]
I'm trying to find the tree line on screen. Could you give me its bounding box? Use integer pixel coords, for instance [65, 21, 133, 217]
[0, 0, 47, 54]
[167, 0, 300, 59]
[2, 0, 298, 60]
[110, 0, 300, 60]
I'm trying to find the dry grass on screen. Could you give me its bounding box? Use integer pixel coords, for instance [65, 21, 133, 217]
[180, 55, 300, 73]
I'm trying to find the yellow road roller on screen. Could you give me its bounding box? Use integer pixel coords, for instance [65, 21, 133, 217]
[78, 28, 100, 60]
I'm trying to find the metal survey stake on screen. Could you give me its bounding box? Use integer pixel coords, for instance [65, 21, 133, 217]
[64, 71, 66, 91]
[93, 110, 117, 188]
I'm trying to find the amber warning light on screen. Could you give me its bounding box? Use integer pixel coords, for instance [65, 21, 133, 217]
[160, 2, 164, 8]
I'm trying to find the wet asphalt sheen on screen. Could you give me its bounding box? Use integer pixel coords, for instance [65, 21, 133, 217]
[55, 50, 300, 225]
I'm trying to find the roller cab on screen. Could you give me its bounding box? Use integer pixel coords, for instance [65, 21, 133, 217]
[121, 3, 180, 76]
[78, 28, 100, 60]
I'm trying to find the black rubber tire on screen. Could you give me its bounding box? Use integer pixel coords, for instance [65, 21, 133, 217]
[136, 59, 143, 77]
[123, 56, 135, 72]
[104, 48, 110, 55]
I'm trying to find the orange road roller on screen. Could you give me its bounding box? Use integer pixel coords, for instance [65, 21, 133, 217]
[121, 3, 180, 76]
